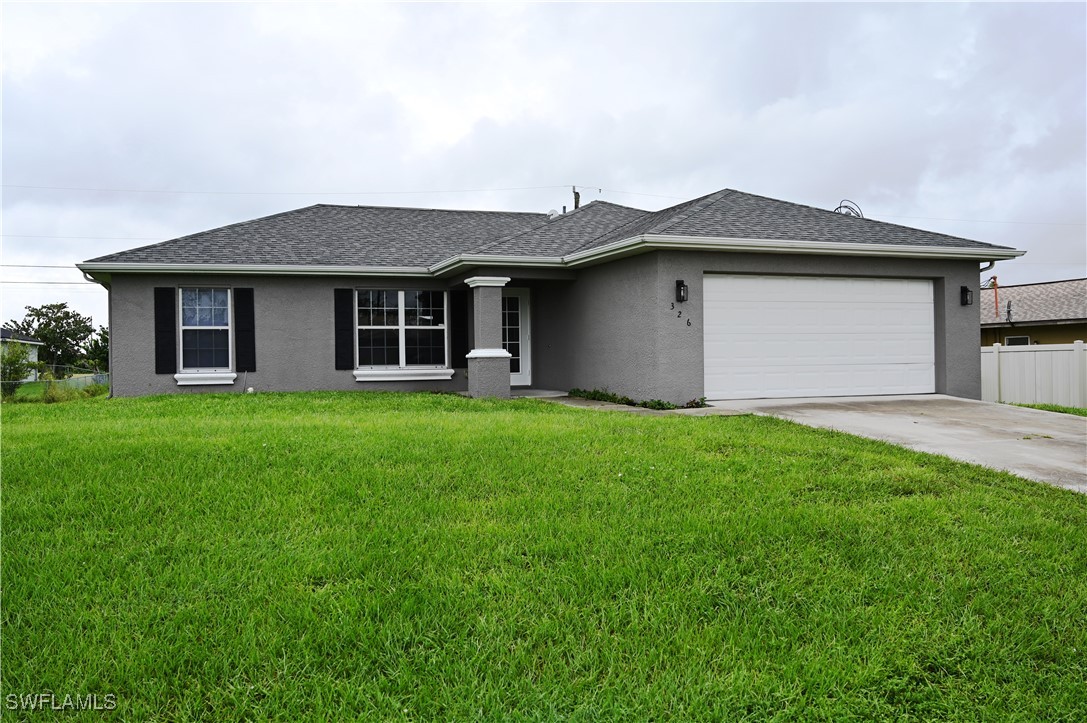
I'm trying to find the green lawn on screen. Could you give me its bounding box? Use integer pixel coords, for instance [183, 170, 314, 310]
[1015, 402, 1087, 417]
[3, 393, 1085, 720]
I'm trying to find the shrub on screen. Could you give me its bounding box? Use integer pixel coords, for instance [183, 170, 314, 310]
[1, 342, 33, 399]
[568, 388, 678, 410]
[82, 383, 109, 398]
[638, 399, 677, 410]
[41, 382, 82, 404]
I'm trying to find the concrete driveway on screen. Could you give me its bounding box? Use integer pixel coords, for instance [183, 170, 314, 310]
[708, 395, 1087, 494]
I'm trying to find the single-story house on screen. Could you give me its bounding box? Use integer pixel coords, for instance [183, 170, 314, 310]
[980, 278, 1087, 346]
[78, 189, 1024, 402]
[1, 328, 43, 381]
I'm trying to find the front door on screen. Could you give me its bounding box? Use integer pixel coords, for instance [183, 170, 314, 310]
[502, 288, 531, 386]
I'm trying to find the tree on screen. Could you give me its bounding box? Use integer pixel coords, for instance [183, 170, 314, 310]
[6, 303, 94, 376]
[84, 326, 110, 371]
[1, 341, 33, 398]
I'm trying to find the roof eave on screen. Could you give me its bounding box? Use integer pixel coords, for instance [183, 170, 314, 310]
[78, 235, 1026, 284]
[76, 262, 433, 282]
[428, 254, 564, 276]
[562, 234, 1026, 266]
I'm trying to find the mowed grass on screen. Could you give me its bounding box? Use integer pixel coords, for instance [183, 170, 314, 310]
[2, 392, 1085, 721]
[1015, 402, 1087, 417]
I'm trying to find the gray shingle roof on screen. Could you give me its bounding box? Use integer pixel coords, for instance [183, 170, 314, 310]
[83, 188, 1014, 269]
[85, 204, 549, 267]
[1, 328, 43, 344]
[578, 189, 1012, 252]
[470, 201, 647, 257]
[980, 279, 1087, 325]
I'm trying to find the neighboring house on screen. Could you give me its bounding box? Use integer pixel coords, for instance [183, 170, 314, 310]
[1, 328, 43, 381]
[980, 278, 1087, 346]
[78, 189, 1023, 402]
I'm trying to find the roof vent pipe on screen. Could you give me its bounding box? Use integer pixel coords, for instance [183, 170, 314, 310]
[562, 205, 566, 214]
[573, 186, 581, 210]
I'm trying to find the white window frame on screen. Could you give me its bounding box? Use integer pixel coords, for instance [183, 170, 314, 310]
[1004, 335, 1031, 346]
[354, 289, 454, 382]
[174, 287, 237, 386]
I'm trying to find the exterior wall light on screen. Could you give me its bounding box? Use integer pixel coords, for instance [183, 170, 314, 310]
[676, 280, 688, 303]
[960, 286, 974, 306]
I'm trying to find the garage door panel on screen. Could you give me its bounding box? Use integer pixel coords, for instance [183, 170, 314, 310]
[704, 274, 936, 399]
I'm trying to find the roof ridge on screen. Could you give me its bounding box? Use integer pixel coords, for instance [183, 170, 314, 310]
[642, 189, 737, 236]
[313, 202, 546, 217]
[982, 278, 1086, 289]
[564, 189, 732, 254]
[465, 199, 646, 256]
[82, 204, 326, 263]
[726, 190, 1015, 250]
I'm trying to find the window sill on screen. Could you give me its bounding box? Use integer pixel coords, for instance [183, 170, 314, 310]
[174, 372, 238, 386]
[353, 368, 455, 382]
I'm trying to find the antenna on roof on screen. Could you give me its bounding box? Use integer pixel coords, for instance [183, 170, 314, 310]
[834, 199, 863, 218]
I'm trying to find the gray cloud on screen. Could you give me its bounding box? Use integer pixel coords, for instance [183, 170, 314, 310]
[2, 2, 1083, 326]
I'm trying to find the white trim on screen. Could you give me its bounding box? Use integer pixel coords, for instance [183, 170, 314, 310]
[502, 288, 531, 386]
[178, 287, 233, 373]
[77, 262, 430, 276]
[464, 276, 511, 288]
[466, 348, 513, 359]
[174, 372, 237, 386]
[430, 255, 560, 274]
[1, 338, 44, 346]
[562, 234, 1027, 266]
[78, 234, 1025, 282]
[353, 368, 455, 382]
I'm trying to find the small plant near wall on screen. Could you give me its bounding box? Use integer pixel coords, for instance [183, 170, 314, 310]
[567, 388, 709, 410]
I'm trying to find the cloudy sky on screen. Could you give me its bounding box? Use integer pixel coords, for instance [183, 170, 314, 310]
[3, 1, 1084, 328]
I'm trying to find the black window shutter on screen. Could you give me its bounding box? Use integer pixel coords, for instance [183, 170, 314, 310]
[153, 287, 177, 374]
[333, 288, 354, 370]
[449, 288, 469, 367]
[234, 288, 256, 372]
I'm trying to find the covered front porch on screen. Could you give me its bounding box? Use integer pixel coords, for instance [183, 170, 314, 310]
[452, 270, 576, 399]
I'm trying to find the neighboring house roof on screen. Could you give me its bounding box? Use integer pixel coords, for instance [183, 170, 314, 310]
[1, 328, 44, 345]
[980, 278, 1087, 326]
[79, 188, 1023, 277]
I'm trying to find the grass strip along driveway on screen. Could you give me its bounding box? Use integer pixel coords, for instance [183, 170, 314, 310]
[3, 392, 1085, 720]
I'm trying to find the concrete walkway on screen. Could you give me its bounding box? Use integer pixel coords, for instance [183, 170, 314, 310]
[707, 395, 1087, 494]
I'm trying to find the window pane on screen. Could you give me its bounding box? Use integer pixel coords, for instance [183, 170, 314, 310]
[182, 329, 229, 369]
[358, 289, 398, 327]
[405, 329, 445, 366]
[182, 288, 229, 329]
[406, 290, 444, 327]
[358, 329, 399, 366]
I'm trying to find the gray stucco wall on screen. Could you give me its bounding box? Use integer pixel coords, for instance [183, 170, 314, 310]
[109, 274, 468, 397]
[533, 251, 982, 403]
[108, 253, 983, 402]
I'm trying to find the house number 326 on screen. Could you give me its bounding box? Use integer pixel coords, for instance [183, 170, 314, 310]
[670, 303, 693, 326]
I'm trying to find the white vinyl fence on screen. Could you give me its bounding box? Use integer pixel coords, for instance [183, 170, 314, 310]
[981, 340, 1087, 407]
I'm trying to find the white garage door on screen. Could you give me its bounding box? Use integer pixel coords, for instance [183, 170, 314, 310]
[704, 274, 935, 399]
